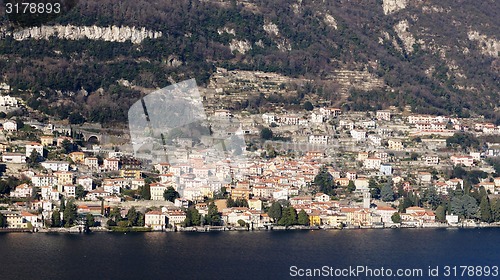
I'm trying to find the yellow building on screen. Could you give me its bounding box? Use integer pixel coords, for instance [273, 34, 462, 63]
[55, 171, 74, 187]
[40, 135, 55, 146]
[119, 169, 142, 179]
[230, 186, 251, 200]
[321, 214, 347, 227]
[69, 152, 85, 163]
[199, 185, 213, 199]
[248, 199, 263, 211]
[388, 139, 404, 151]
[309, 210, 322, 226]
[4, 212, 28, 229]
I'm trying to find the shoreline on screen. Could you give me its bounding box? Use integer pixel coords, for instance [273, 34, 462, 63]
[3, 222, 500, 234]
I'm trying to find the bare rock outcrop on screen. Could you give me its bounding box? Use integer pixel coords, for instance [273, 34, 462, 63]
[2, 25, 162, 44]
[382, 0, 407, 15]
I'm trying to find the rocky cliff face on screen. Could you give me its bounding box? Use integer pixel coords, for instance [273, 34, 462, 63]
[382, 0, 407, 15]
[2, 25, 162, 44]
[468, 31, 499, 58]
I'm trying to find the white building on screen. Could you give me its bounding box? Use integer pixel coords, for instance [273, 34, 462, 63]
[103, 183, 121, 194]
[350, 130, 366, 141]
[10, 184, 32, 198]
[379, 164, 392, 175]
[0, 95, 18, 107]
[310, 112, 325, 123]
[32, 175, 57, 187]
[368, 134, 382, 146]
[25, 142, 44, 157]
[150, 183, 167, 201]
[64, 185, 76, 197]
[77, 176, 94, 191]
[104, 158, 119, 171]
[3, 120, 17, 131]
[84, 157, 99, 170]
[41, 161, 69, 172]
[376, 110, 391, 121]
[450, 155, 474, 167]
[2, 153, 26, 163]
[424, 155, 439, 165]
[308, 135, 329, 145]
[145, 211, 166, 230]
[262, 113, 277, 124]
[364, 157, 382, 170]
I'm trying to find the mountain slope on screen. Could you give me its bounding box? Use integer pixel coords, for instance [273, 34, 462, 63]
[0, 0, 498, 124]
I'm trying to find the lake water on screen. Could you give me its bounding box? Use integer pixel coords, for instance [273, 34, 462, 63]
[0, 228, 499, 280]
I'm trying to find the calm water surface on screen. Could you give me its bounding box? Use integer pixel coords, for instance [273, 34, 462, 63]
[0, 228, 499, 280]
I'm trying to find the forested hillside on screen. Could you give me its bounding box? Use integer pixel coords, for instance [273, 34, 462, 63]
[0, 0, 498, 124]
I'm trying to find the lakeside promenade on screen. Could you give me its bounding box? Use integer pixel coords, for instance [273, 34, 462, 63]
[4, 221, 499, 234]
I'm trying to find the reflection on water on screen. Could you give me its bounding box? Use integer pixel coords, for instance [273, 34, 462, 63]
[0, 229, 499, 280]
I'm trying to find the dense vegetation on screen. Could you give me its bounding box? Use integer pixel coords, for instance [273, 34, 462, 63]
[0, 0, 498, 124]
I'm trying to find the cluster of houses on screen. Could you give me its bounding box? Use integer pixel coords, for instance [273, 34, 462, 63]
[0, 101, 499, 230]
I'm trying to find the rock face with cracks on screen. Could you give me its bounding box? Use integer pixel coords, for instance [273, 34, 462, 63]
[1, 25, 162, 44]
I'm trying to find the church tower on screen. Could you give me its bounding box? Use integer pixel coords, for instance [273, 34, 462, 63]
[363, 191, 371, 209]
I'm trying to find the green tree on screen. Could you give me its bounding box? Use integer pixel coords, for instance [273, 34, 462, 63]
[479, 196, 492, 223]
[314, 167, 334, 195]
[451, 166, 467, 179]
[446, 132, 479, 152]
[205, 202, 221, 226]
[451, 195, 478, 219]
[63, 199, 78, 227]
[75, 185, 86, 200]
[141, 184, 151, 200]
[226, 197, 235, 208]
[235, 198, 248, 207]
[51, 209, 61, 227]
[126, 207, 139, 226]
[410, 152, 419, 161]
[398, 197, 414, 213]
[435, 205, 446, 222]
[297, 209, 310, 226]
[109, 206, 122, 222]
[59, 196, 65, 213]
[85, 213, 95, 227]
[422, 186, 441, 209]
[268, 202, 282, 223]
[27, 149, 40, 168]
[391, 212, 401, 223]
[0, 213, 5, 228]
[278, 207, 298, 226]
[163, 186, 180, 202]
[347, 180, 356, 193]
[492, 199, 500, 222]
[0, 176, 20, 195]
[380, 183, 394, 202]
[369, 178, 380, 199]
[137, 212, 145, 226]
[237, 219, 247, 227]
[303, 101, 314, 111]
[260, 127, 273, 140]
[69, 112, 85, 124]
[61, 139, 74, 153]
[15, 118, 24, 130]
[184, 207, 201, 227]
